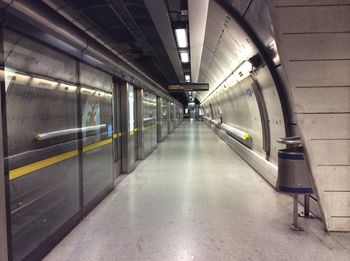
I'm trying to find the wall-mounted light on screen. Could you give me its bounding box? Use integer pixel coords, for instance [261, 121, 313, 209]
[180, 0, 188, 16]
[201, 60, 253, 105]
[180, 51, 190, 63]
[174, 28, 188, 48]
[248, 53, 263, 69]
[225, 60, 252, 87]
[238, 60, 252, 78]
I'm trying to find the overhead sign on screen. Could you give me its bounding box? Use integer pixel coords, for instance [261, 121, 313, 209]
[168, 83, 209, 92]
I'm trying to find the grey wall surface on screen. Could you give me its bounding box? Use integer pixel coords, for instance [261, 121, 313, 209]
[208, 76, 265, 157]
[227, 0, 297, 130]
[253, 67, 286, 164]
[200, 1, 286, 170]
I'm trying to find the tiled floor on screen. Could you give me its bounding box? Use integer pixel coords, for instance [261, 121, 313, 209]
[44, 121, 350, 261]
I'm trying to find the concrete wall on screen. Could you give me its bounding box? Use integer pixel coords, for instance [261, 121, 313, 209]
[268, 0, 350, 232]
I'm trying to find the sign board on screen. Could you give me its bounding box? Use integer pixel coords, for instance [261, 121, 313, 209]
[168, 83, 209, 92]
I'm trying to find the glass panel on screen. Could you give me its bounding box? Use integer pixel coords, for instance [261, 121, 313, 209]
[3, 30, 79, 261]
[113, 83, 119, 163]
[170, 103, 174, 130]
[80, 85, 113, 207]
[143, 91, 151, 154]
[161, 98, 168, 138]
[150, 93, 157, 149]
[129, 87, 138, 156]
[129, 87, 135, 132]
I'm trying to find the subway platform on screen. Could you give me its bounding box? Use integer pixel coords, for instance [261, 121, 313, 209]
[44, 122, 350, 261]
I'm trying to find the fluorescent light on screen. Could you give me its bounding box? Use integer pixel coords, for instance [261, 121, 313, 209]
[185, 74, 191, 82]
[174, 28, 188, 48]
[180, 51, 189, 63]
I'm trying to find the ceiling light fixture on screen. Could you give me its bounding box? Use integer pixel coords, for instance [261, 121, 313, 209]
[180, 0, 188, 16]
[174, 28, 188, 48]
[185, 74, 191, 82]
[180, 51, 190, 63]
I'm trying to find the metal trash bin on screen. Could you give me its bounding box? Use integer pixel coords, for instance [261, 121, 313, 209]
[277, 136, 314, 231]
[277, 147, 313, 194]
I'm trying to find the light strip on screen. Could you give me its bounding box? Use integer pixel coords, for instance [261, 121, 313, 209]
[174, 28, 188, 48]
[180, 52, 189, 63]
[201, 60, 252, 105]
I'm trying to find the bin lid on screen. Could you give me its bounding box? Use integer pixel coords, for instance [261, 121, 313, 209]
[277, 136, 302, 145]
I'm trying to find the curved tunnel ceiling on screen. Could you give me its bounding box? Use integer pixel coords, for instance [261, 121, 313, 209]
[43, 0, 260, 105]
[195, 0, 258, 103]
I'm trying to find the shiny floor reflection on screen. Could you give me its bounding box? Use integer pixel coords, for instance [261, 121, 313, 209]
[44, 121, 350, 261]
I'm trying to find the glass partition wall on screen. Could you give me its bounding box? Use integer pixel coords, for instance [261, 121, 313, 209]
[79, 64, 114, 212]
[2, 29, 114, 260]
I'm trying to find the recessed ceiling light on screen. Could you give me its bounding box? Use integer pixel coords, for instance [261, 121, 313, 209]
[180, 52, 190, 63]
[174, 28, 188, 48]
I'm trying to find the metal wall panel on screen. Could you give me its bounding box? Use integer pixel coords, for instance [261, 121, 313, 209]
[197, 0, 258, 102]
[3, 29, 76, 83]
[150, 93, 157, 149]
[138, 90, 157, 159]
[157, 97, 168, 142]
[228, 0, 297, 130]
[113, 80, 122, 179]
[121, 83, 136, 173]
[80, 63, 112, 92]
[167, 101, 172, 134]
[208, 76, 265, 156]
[253, 67, 286, 164]
[137, 89, 145, 160]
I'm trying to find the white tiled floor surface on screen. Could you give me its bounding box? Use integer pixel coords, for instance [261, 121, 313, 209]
[44, 121, 350, 261]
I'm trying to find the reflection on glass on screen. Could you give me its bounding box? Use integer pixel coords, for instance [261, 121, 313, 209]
[128, 85, 135, 132]
[4, 69, 79, 261]
[80, 85, 113, 207]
